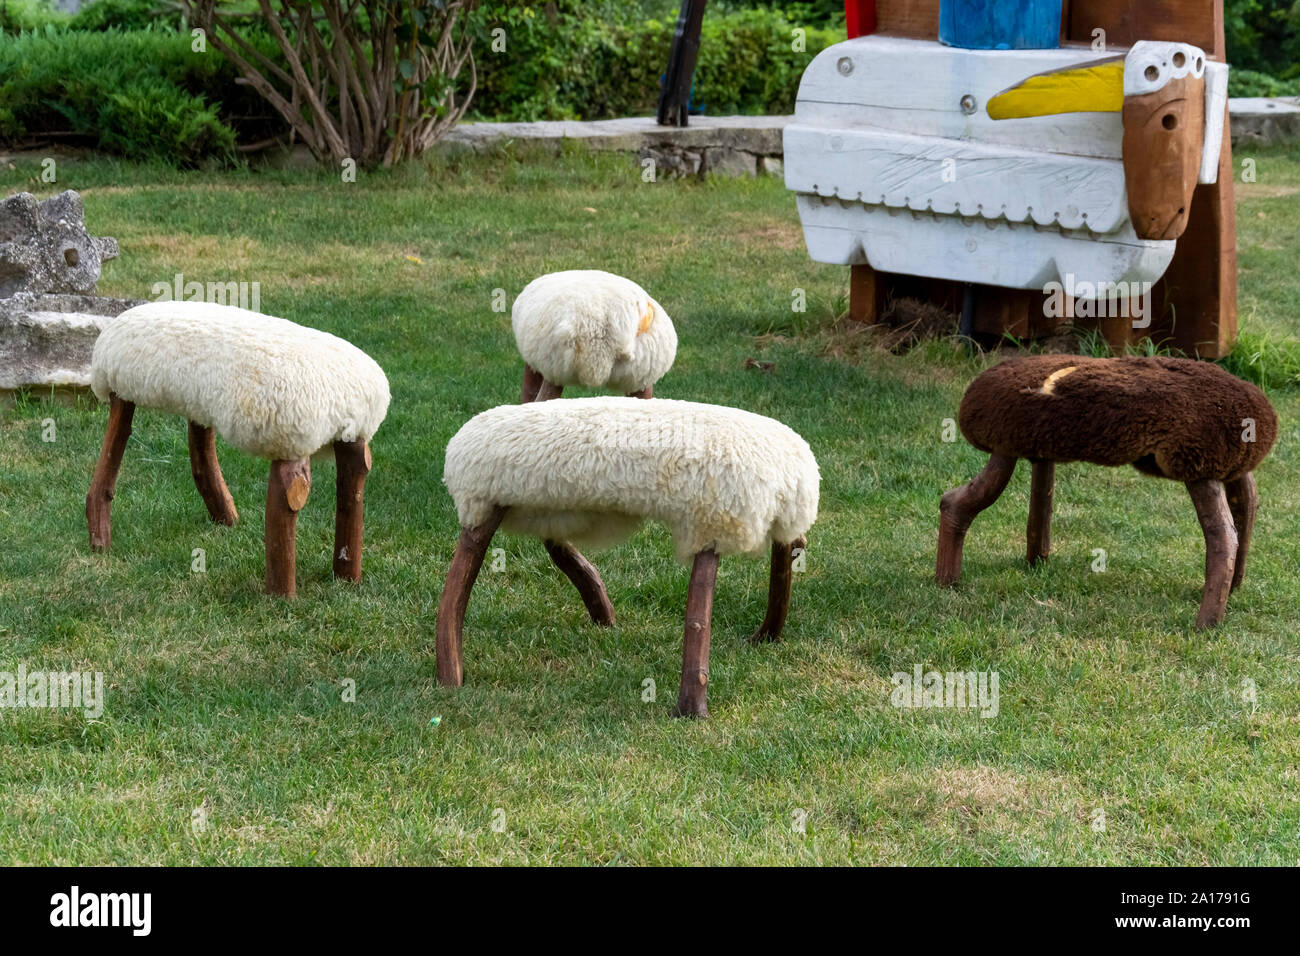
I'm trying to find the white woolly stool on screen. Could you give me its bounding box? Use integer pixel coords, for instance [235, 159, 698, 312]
[510, 270, 677, 639]
[86, 301, 391, 598]
[436, 397, 820, 718]
[513, 270, 677, 402]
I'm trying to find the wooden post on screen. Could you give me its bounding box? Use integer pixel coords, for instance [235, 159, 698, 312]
[187, 422, 238, 526]
[265, 458, 311, 598]
[435, 507, 507, 686]
[657, 0, 709, 127]
[674, 548, 718, 718]
[544, 540, 616, 626]
[1027, 460, 1054, 565]
[1186, 477, 1237, 629]
[521, 364, 544, 404]
[937, 453, 1017, 586]
[1224, 472, 1258, 592]
[333, 439, 371, 582]
[85, 393, 135, 552]
[534, 379, 563, 402]
[749, 537, 803, 643]
[848, 263, 884, 324]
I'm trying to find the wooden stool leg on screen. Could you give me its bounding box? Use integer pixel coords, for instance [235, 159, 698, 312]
[1225, 472, 1258, 592]
[188, 422, 237, 526]
[333, 439, 372, 581]
[1027, 460, 1054, 566]
[1187, 478, 1238, 630]
[936, 453, 1017, 586]
[544, 540, 615, 626]
[86, 393, 135, 552]
[436, 507, 507, 686]
[749, 537, 803, 643]
[674, 549, 718, 719]
[521, 364, 544, 403]
[265, 458, 311, 598]
[534, 379, 563, 402]
[627, 385, 654, 399]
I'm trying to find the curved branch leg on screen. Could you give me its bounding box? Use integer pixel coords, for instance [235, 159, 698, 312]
[544, 539, 615, 626]
[436, 507, 507, 687]
[936, 453, 1017, 586]
[188, 422, 238, 526]
[521, 364, 544, 403]
[333, 439, 371, 582]
[534, 379, 563, 402]
[749, 536, 803, 644]
[1027, 460, 1054, 566]
[86, 393, 135, 552]
[628, 385, 653, 399]
[1187, 478, 1238, 630]
[674, 549, 718, 719]
[1225, 472, 1258, 592]
[265, 458, 311, 598]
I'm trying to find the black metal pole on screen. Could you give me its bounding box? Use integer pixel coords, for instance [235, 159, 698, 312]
[657, 0, 708, 127]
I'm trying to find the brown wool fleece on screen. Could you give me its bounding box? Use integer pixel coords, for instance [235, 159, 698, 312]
[958, 355, 1277, 482]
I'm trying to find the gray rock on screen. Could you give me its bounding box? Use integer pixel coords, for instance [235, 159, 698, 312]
[640, 145, 704, 179]
[759, 156, 784, 178]
[0, 190, 120, 298]
[704, 148, 757, 177]
[1230, 97, 1300, 148]
[0, 295, 143, 391]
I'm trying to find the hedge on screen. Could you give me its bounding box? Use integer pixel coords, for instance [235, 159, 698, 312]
[472, 7, 843, 121]
[0, 24, 282, 166]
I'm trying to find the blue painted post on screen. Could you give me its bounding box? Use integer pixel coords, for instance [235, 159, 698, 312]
[938, 0, 1062, 50]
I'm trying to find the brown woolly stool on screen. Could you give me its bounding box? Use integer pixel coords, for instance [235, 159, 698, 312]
[937, 355, 1277, 629]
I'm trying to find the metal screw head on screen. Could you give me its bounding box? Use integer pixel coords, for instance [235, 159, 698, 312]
[960, 94, 977, 115]
[836, 57, 853, 76]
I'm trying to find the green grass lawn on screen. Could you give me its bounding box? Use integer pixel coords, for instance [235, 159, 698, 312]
[2, 143, 1299, 865]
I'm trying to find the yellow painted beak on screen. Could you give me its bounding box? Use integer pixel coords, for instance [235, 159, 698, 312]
[986, 56, 1125, 120]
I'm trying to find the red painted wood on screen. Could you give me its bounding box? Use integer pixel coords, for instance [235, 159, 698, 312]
[845, 0, 878, 37]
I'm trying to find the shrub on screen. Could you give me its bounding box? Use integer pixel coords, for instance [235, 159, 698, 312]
[185, 0, 480, 167]
[70, 0, 186, 31]
[1229, 68, 1300, 98]
[0, 0, 68, 33]
[0, 26, 243, 165]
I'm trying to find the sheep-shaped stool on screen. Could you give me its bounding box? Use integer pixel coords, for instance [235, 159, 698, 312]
[437, 397, 820, 717]
[513, 270, 676, 402]
[511, 270, 678, 618]
[937, 355, 1277, 629]
[86, 301, 390, 598]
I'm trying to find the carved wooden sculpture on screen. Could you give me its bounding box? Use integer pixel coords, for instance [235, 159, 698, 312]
[436, 398, 820, 716]
[86, 301, 390, 597]
[795, 0, 1238, 357]
[937, 356, 1276, 628]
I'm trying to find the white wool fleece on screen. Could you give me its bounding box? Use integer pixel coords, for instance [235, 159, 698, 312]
[91, 301, 390, 461]
[443, 397, 819, 561]
[512, 270, 677, 393]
